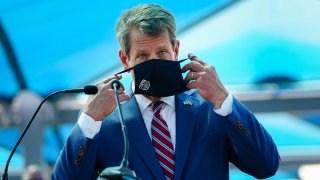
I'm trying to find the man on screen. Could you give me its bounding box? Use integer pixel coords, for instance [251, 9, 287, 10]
[52, 4, 280, 180]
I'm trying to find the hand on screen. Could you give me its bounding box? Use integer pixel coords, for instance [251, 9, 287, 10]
[181, 53, 228, 109]
[83, 75, 131, 121]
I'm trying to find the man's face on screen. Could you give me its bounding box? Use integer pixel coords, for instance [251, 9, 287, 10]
[119, 28, 180, 71]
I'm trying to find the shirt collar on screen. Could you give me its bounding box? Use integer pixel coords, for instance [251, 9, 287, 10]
[133, 83, 175, 113]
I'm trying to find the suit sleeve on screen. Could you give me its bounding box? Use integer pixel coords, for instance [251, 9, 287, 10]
[218, 97, 280, 179]
[51, 124, 100, 179]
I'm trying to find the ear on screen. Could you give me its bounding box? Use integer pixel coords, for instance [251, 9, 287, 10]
[174, 40, 180, 60]
[119, 50, 129, 69]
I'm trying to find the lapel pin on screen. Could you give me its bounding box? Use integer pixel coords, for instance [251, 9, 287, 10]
[183, 101, 192, 106]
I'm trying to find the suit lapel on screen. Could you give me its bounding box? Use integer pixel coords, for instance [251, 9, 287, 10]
[122, 95, 164, 179]
[174, 93, 199, 180]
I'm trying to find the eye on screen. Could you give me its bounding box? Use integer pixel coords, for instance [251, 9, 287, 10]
[159, 50, 168, 56]
[137, 54, 147, 60]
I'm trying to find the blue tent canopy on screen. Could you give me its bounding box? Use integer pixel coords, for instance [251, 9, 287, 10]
[1, 0, 320, 100]
[0, 0, 236, 100]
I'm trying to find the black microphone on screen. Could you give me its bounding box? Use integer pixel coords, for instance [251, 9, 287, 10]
[63, 85, 98, 94]
[111, 80, 121, 90]
[1, 85, 98, 180]
[99, 80, 139, 180]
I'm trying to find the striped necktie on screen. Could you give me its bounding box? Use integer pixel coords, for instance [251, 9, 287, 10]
[151, 101, 175, 180]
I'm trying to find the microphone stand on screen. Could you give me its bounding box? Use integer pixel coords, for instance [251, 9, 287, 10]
[99, 80, 139, 180]
[1, 86, 97, 180]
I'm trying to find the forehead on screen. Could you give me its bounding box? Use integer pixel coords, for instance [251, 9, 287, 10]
[129, 29, 172, 52]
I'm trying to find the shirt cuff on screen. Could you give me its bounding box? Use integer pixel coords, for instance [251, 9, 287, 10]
[77, 113, 102, 139]
[213, 93, 233, 116]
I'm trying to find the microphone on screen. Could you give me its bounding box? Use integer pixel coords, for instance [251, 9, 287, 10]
[1, 85, 98, 180]
[111, 80, 121, 90]
[63, 85, 98, 94]
[99, 80, 139, 180]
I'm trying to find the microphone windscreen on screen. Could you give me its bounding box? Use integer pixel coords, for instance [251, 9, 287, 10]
[84, 85, 98, 95]
[111, 80, 121, 90]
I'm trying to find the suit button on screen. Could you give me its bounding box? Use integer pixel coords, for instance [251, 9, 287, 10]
[75, 159, 80, 165]
[235, 121, 250, 136]
[78, 150, 84, 157]
[78, 147, 85, 154]
[236, 121, 242, 128]
[245, 130, 251, 136]
[242, 128, 247, 134]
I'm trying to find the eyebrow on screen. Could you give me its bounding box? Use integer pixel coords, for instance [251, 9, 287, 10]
[156, 45, 169, 51]
[134, 47, 147, 54]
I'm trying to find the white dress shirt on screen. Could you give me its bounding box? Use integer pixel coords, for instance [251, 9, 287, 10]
[134, 94, 177, 149]
[78, 92, 233, 142]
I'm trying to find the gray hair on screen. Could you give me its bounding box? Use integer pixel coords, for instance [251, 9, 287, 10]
[116, 4, 177, 57]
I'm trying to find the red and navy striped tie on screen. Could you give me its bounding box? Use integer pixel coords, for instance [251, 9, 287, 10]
[151, 101, 175, 180]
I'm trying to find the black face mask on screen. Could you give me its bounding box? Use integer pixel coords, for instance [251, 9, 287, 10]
[116, 58, 189, 97]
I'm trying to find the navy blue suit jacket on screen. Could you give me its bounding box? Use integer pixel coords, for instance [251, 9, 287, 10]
[52, 90, 280, 179]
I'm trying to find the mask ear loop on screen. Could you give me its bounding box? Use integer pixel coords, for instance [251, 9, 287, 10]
[179, 58, 188, 63]
[179, 55, 196, 63]
[115, 66, 135, 76]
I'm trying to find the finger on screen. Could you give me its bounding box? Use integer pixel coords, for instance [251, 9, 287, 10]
[119, 94, 131, 102]
[97, 77, 125, 92]
[186, 80, 197, 89]
[96, 82, 109, 92]
[113, 86, 128, 97]
[183, 71, 192, 84]
[117, 88, 125, 94]
[181, 61, 204, 73]
[99, 83, 112, 91]
[101, 74, 122, 84]
[118, 81, 125, 90]
[184, 71, 199, 83]
[188, 53, 206, 66]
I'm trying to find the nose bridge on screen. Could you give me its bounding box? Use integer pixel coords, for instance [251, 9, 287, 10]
[149, 53, 158, 60]
[149, 50, 160, 59]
